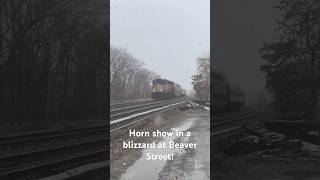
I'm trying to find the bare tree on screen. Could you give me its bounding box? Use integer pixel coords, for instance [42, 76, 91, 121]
[260, 0, 320, 120]
[0, 0, 107, 122]
[110, 46, 159, 100]
[192, 56, 210, 100]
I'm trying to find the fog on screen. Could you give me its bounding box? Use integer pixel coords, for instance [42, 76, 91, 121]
[111, 0, 210, 91]
[213, 0, 279, 106]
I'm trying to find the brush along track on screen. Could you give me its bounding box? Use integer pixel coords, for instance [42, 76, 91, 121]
[192, 99, 210, 107]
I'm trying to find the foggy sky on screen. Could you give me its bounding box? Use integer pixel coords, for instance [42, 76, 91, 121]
[213, 0, 279, 105]
[111, 0, 210, 91]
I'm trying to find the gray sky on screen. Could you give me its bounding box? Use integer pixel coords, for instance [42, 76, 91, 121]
[213, 0, 279, 105]
[111, 0, 210, 91]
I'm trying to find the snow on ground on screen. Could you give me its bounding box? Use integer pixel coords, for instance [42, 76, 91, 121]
[110, 105, 210, 180]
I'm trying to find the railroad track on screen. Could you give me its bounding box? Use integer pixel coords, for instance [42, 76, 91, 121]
[0, 97, 186, 179]
[110, 99, 155, 109]
[110, 97, 187, 131]
[0, 125, 108, 179]
[211, 110, 258, 142]
[111, 98, 183, 120]
[0, 126, 107, 154]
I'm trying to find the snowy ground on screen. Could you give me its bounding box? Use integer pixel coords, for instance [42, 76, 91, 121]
[110, 105, 210, 180]
[212, 151, 320, 180]
[212, 115, 320, 180]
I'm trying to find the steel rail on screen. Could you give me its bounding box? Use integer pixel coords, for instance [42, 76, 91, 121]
[211, 111, 258, 142]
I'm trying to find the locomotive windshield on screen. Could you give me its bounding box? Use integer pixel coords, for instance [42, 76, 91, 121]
[152, 79, 168, 85]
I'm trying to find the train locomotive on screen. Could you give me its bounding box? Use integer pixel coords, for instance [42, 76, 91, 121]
[212, 69, 245, 111]
[151, 78, 185, 99]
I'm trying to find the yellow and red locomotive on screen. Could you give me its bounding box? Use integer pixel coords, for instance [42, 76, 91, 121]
[151, 78, 184, 99]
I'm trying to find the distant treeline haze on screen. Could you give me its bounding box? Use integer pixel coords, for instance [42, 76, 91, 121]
[0, 0, 108, 122]
[110, 46, 159, 100]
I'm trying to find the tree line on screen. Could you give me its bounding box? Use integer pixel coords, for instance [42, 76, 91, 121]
[260, 0, 320, 120]
[110, 46, 159, 101]
[0, 0, 108, 122]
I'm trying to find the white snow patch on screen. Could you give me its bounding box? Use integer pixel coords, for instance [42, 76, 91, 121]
[111, 102, 184, 125]
[120, 117, 198, 180]
[302, 142, 320, 152]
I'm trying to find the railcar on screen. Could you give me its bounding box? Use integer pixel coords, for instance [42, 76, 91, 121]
[212, 69, 245, 111]
[228, 83, 245, 109]
[212, 70, 229, 111]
